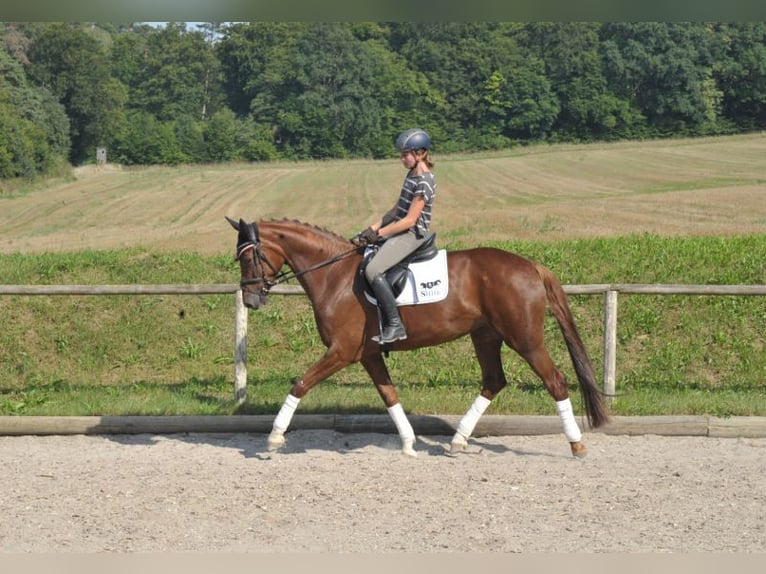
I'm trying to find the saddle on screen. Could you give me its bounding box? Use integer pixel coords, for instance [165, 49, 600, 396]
[360, 233, 449, 306]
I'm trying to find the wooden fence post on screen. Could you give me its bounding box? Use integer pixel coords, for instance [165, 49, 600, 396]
[603, 289, 618, 402]
[234, 290, 248, 404]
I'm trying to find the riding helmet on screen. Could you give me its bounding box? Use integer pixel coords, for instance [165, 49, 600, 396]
[395, 128, 431, 152]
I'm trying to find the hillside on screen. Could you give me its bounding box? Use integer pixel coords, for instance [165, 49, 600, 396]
[1, 133, 765, 255]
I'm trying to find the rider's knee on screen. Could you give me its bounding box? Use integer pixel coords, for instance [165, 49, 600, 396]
[365, 267, 384, 283]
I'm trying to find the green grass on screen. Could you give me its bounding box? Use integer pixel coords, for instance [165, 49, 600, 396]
[1, 234, 764, 417]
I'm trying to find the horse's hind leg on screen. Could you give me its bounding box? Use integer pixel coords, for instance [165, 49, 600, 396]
[517, 345, 587, 458]
[451, 328, 507, 453]
[361, 353, 417, 457]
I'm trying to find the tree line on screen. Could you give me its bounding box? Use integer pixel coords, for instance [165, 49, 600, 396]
[2, 21, 766, 179]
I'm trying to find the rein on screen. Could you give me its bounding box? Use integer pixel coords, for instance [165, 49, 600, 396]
[237, 241, 359, 289]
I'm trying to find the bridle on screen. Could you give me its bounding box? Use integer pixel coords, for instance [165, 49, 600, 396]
[235, 221, 359, 293]
[236, 237, 281, 291]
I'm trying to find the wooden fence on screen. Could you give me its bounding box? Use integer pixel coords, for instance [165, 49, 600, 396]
[2, 283, 765, 403]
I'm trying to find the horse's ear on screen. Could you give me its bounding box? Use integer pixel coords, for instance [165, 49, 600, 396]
[225, 216, 240, 231]
[244, 220, 259, 243]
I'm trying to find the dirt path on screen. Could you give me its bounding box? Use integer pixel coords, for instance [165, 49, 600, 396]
[1, 430, 764, 553]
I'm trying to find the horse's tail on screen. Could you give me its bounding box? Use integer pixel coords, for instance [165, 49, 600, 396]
[535, 263, 610, 429]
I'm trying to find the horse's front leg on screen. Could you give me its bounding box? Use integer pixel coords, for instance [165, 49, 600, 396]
[451, 328, 506, 453]
[361, 353, 417, 457]
[268, 347, 351, 451]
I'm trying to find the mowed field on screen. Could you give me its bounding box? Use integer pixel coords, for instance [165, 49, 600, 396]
[2, 133, 766, 255]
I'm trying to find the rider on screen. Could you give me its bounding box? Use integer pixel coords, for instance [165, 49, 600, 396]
[352, 128, 436, 344]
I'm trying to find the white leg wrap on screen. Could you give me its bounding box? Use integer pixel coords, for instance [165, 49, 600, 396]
[556, 398, 582, 443]
[273, 394, 301, 434]
[455, 395, 492, 440]
[387, 403, 416, 443]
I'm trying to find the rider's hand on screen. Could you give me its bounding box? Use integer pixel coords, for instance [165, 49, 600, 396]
[351, 227, 379, 246]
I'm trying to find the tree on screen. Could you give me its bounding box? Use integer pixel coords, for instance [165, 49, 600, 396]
[600, 22, 725, 135]
[216, 22, 305, 118]
[6, 21, 766, 171]
[203, 108, 239, 161]
[481, 64, 560, 141]
[713, 22, 766, 129]
[510, 23, 638, 141]
[237, 116, 278, 161]
[173, 115, 206, 163]
[0, 29, 70, 178]
[391, 22, 504, 145]
[112, 110, 184, 165]
[26, 23, 123, 163]
[111, 22, 224, 121]
[217, 22, 440, 159]
[0, 97, 48, 178]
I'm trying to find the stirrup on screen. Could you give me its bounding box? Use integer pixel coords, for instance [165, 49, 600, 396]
[372, 325, 407, 344]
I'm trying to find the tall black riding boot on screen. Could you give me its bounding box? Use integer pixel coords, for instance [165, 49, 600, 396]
[369, 274, 407, 344]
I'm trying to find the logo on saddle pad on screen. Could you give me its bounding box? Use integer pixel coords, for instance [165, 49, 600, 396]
[364, 249, 449, 306]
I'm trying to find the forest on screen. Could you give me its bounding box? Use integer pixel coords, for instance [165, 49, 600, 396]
[2, 21, 766, 178]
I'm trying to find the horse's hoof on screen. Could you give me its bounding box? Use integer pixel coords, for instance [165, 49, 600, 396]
[402, 439, 417, 458]
[267, 432, 285, 451]
[570, 441, 588, 459]
[450, 433, 468, 454]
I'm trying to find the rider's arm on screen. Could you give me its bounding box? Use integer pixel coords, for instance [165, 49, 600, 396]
[370, 206, 398, 232]
[378, 196, 425, 238]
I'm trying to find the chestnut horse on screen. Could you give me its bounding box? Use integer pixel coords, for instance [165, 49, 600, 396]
[226, 217, 609, 457]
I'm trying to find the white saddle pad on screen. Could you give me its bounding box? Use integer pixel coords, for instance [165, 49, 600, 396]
[365, 249, 449, 307]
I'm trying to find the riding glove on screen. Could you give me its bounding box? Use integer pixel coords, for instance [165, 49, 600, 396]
[352, 226, 379, 246]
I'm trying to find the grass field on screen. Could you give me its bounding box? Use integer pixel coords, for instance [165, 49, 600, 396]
[1, 134, 765, 417]
[2, 133, 766, 254]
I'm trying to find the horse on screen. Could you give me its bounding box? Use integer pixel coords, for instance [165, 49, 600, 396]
[226, 217, 609, 457]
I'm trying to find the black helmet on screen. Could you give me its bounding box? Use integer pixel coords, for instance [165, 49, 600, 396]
[395, 128, 431, 152]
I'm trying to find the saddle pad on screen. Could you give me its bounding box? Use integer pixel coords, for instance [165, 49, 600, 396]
[365, 249, 449, 307]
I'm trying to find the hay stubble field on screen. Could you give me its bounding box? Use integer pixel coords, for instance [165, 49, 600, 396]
[2, 133, 766, 254]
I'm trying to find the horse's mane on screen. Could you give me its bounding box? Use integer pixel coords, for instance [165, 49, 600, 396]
[262, 218, 351, 245]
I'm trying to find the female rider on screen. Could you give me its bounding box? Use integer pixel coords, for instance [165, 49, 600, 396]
[352, 128, 436, 344]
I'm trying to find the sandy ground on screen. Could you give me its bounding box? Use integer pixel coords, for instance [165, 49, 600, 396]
[1, 430, 764, 553]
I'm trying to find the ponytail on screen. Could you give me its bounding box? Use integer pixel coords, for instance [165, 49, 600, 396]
[419, 150, 434, 169]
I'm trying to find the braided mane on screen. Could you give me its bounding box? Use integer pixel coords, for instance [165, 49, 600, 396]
[262, 218, 351, 244]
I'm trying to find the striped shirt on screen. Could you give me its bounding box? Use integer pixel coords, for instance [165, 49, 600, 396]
[393, 172, 436, 238]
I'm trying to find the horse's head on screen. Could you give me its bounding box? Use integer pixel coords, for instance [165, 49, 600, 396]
[225, 216, 282, 310]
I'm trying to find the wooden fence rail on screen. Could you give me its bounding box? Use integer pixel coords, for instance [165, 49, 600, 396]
[2, 283, 765, 403]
